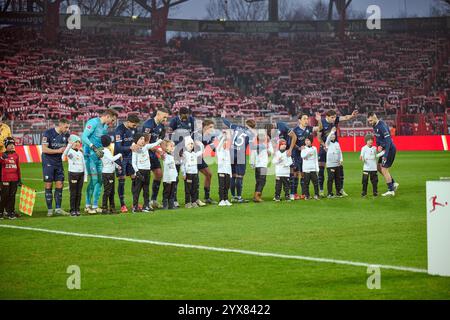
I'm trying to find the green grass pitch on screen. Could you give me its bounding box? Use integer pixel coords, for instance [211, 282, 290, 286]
[1, 151, 450, 299]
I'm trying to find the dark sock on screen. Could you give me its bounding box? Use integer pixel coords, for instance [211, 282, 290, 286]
[235, 178, 243, 198]
[174, 177, 178, 202]
[230, 177, 236, 197]
[151, 180, 161, 201]
[300, 178, 305, 195]
[118, 179, 125, 206]
[45, 188, 53, 210]
[387, 182, 394, 191]
[204, 187, 210, 199]
[318, 166, 325, 190]
[290, 176, 298, 195]
[54, 188, 63, 209]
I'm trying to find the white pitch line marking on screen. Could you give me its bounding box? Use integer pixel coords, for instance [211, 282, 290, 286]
[0, 224, 428, 274]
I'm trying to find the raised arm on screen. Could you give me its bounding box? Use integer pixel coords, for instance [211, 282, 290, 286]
[195, 141, 205, 157]
[325, 127, 337, 147]
[339, 110, 359, 122]
[112, 153, 122, 162]
[62, 144, 72, 161]
[216, 135, 225, 151]
[144, 139, 163, 151]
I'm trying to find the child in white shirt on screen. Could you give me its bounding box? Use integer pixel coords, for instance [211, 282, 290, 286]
[272, 139, 293, 201]
[250, 131, 274, 203]
[100, 135, 122, 214]
[301, 136, 320, 200]
[216, 131, 232, 206]
[162, 140, 178, 210]
[360, 133, 384, 196]
[181, 136, 205, 208]
[62, 134, 87, 216]
[325, 127, 344, 198]
[131, 133, 163, 212]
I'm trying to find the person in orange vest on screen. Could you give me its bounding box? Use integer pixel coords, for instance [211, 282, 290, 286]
[0, 112, 13, 209]
[390, 125, 396, 137]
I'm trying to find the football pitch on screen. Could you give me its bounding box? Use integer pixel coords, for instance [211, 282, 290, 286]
[1, 151, 450, 299]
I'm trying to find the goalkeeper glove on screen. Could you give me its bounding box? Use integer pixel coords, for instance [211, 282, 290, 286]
[91, 145, 104, 159]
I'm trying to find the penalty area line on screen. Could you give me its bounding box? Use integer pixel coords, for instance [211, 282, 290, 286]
[0, 224, 428, 274]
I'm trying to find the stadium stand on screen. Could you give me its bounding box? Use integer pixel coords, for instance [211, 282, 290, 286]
[0, 27, 449, 135]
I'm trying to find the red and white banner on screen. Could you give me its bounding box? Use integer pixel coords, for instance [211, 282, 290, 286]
[15, 145, 43, 163]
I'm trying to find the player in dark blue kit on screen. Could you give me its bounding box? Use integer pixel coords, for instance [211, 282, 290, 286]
[265, 121, 297, 157]
[198, 119, 218, 204]
[316, 109, 358, 197]
[169, 107, 217, 206]
[291, 113, 320, 200]
[368, 112, 399, 197]
[142, 107, 170, 209]
[169, 107, 195, 207]
[115, 114, 140, 213]
[221, 111, 258, 203]
[41, 119, 70, 216]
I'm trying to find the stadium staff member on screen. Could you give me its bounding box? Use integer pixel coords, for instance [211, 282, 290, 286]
[0, 112, 12, 154]
[367, 112, 399, 197]
[114, 114, 141, 213]
[0, 112, 12, 202]
[42, 118, 71, 216]
[82, 109, 118, 214]
[142, 107, 170, 209]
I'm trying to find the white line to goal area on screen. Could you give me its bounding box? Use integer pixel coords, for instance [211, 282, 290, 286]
[0, 224, 427, 274]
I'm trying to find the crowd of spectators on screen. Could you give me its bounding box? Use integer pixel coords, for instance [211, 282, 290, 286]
[181, 33, 449, 133]
[0, 27, 448, 135]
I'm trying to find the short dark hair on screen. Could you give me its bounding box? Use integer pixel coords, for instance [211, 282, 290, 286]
[58, 118, 70, 124]
[305, 135, 313, 143]
[179, 107, 190, 115]
[158, 107, 169, 114]
[127, 114, 140, 124]
[367, 112, 376, 118]
[298, 113, 309, 120]
[103, 109, 118, 118]
[325, 110, 337, 117]
[101, 135, 112, 147]
[133, 133, 144, 144]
